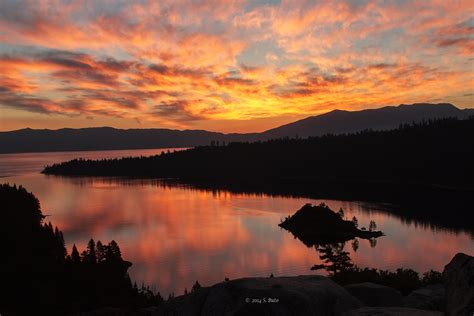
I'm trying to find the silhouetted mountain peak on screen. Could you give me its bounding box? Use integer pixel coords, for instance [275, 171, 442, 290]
[261, 103, 467, 139]
[325, 109, 348, 114]
[398, 102, 456, 108]
[1, 103, 471, 153]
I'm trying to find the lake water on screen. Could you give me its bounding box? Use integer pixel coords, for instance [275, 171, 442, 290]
[1, 148, 473, 296]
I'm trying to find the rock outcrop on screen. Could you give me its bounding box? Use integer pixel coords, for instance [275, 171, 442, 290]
[344, 282, 403, 307]
[443, 252, 474, 316]
[155, 275, 362, 315]
[279, 204, 383, 246]
[403, 284, 445, 311]
[140, 252, 474, 316]
[343, 307, 444, 316]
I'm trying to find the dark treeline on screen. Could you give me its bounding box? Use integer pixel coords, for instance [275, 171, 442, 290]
[42, 117, 474, 187]
[0, 184, 162, 315]
[43, 118, 474, 228]
[311, 241, 443, 295]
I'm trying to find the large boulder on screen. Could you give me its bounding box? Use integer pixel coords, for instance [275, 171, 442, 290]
[155, 275, 362, 315]
[343, 307, 444, 316]
[443, 252, 474, 316]
[152, 287, 211, 316]
[403, 284, 445, 311]
[344, 282, 403, 307]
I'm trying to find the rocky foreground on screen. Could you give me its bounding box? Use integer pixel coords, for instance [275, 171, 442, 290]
[132, 253, 472, 316]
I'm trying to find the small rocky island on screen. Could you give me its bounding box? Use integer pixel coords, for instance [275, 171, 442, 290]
[279, 203, 383, 246]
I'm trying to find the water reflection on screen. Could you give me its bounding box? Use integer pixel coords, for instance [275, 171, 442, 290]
[351, 239, 359, 252]
[1, 149, 473, 296]
[51, 175, 474, 237]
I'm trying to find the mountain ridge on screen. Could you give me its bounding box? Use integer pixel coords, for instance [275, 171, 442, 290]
[1, 103, 472, 154]
[260, 103, 468, 139]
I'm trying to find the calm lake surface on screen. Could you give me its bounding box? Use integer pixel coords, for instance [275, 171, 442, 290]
[1, 148, 473, 296]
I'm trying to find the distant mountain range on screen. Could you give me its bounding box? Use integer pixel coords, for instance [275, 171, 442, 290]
[1, 103, 472, 154]
[260, 103, 474, 139]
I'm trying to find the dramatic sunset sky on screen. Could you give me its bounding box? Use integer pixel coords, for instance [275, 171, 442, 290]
[0, 0, 473, 132]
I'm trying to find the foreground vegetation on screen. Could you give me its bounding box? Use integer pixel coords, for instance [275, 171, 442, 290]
[332, 267, 443, 295]
[310, 240, 443, 295]
[0, 184, 162, 315]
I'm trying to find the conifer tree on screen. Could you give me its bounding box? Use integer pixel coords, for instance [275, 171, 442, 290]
[71, 244, 81, 263]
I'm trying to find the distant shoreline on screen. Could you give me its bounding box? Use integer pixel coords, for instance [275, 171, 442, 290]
[2, 103, 472, 154]
[41, 118, 474, 232]
[0, 146, 188, 155]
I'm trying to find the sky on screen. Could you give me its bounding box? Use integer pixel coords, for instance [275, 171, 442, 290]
[0, 0, 473, 133]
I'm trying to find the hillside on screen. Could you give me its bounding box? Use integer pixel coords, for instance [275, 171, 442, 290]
[42, 117, 474, 188]
[1, 103, 472, 153]
[261, 103, 472, 139]
[42, 117, 474, 231]
[0, 127, 233, 154]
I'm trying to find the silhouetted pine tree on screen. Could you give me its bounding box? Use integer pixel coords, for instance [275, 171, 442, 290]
[86, 239, 97, 264]
[0, 184, 163, 314]
[71, 244, 81, 263]
[96, 240, 105, 262]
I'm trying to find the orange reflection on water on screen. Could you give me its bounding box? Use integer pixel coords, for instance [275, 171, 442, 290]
[2, 153, 473, 296]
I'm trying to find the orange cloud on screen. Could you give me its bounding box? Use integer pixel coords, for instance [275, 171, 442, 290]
[0, 0, 472, 132]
